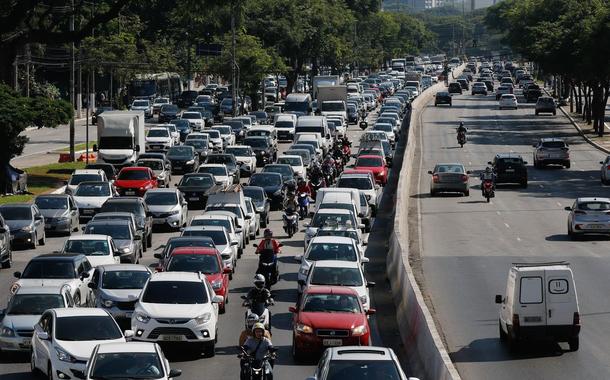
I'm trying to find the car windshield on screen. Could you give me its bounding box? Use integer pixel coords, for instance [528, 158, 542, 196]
[577, 201, 610, 211]
[137, 160, 164, 170]
[182, 112, 201, 119]
[133, 101, 149, 107]
[85, 224, 131, 240]
[213, 127, 231, 135]
[321, 102, 346, 111]
[310, 267, 363, 286]
[100, 202, 142, 215]
[167, 254, 220, 274]
[102, 270, 150, 289]
[154, 98, 169, 105]
[207, 155, 235, 166]
[22, 261, 74, 279]
[161, 105, 178, 112]
[185, 140, 206, 149]
[263, 166, 292, 176]
[191, 219, 231, 231]
[434, 164, 464, 174]
[356, 157, 382, 167]
[180, 175, 214, 187]
[226, 147, 252, 156]
[307, 243, 357, 261]
[250, 174, 281, 186]
[170, 119, 189, 128]
[199, 166, 227, 176]
[64, 239, 110, 256]
[118, 170, 150, 180]
[326, 360, 401, 380]
[275, 121, 293, 129]
[69, 174, 101, 185]
[7, 294, 64, 315]
[338, 177, 373, 190]
[145, 192, 177, 206]
[312, 213, 355, 228]
[91, 352, 164, 380]
[243, 188, 264, 203]
[302, 294, 361, 313]
[181, 229, 227, 245]
[206, 205, 242, 218]
[147, 129, 169, 138]
[316, 230, 359, 241]
[55, 315, 122, 341]
[75, 183, 110, 197]
[244, 139, 268, 148]
[203, 131, 220, 139]
[277, 157, 301, 166]
[142, 281, 208, 304]
[35, 197, 68, 210]
[496, 158, 523, 167]
[374, 124, 393, 132]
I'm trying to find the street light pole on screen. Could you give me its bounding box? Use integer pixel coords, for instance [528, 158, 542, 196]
[231, 0, 237, 116]
[69, 0, 76, 162]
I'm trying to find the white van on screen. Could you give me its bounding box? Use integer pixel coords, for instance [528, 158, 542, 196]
[315, 188, 364, 229]
[495, 262, 580, 351]
[295, 116, 332, 152]
[274, 114, 298, 141]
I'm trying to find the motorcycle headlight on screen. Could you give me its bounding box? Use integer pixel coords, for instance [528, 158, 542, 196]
[135, 313, 150, 323]
[55, 347, 77, 363]
[0, 325, 15, 337]
[195, 312, 211, 325]
[186, 159, 195, 165]
[296, 323, 313, 334]
[351, 325, 367, 336]
[102, 299, 114, 308]
[211, 279, 223, 290]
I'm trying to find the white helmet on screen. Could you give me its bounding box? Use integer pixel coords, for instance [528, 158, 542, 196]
[253, 274, 266, 288]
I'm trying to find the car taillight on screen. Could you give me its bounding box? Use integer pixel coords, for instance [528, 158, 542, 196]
[512, 314, 520, 330]
[432, 174, 439, 183]
[606, 166, 610, 170]
[461, 175, 468, 182]
[574, 210, 586, 215]
[573, 312, 580, 326]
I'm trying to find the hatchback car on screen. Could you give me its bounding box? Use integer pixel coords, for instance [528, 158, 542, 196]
[166, 146, 200, 174]
[177, 173, 224, 208]
[143, 188, 188, 230]
[471, 82, 488, 95]
[73, 181, 116, 222]
[434, 91, 452, 106]
[428, 163, 470, 196]
[114, 167, 158, 197]
[499, 94, 518, 110]
[354, 155, 388, 185]
[34, 194, 80, 235]
[566, 198, 610, 239]
[198, 164, 232, 187]
[99, 197, 153, 249]
[535, 96, 557, 115]
[489, 154, 528, 187]
[533, 138, 570, 169]
[61, 234, 120, 267]
[0, 203, 46, 248]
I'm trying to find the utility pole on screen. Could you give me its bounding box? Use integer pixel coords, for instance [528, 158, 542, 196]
[25, 44, 30, 97]
[186, 32, 191, 91]
[90, 0, 96, 112]
[231, 0, 237, 116]
[69, 0, 76, 162]
[77, 45, 82, 118]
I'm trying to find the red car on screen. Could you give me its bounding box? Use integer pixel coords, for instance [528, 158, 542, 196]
[162, 246, 231, 313]
[354, 155, 388, 185]
[289, 286, 374, 359]
[114, 166, 158, 196]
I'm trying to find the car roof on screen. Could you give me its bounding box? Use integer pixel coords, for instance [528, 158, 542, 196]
[119, 166, 149, 171]
[67, 234, 110, 241]
[87, 220, 131, 226]
[495, 153, 523, 159]
[98, 264, 150, 272]
[183, 225, 226, 232]
[32, 253, 84, 261]
[52, 307, 111, 317]
[312, 260, 360, 269]
[327, 346, 396, 361]
[96, 342, 158, 354]
[316, 208, 351, 214]
[540, 137, 565, 142]
[576, 197, 610, 203]
[303, 285, 359, 296]
[309, 236, 354, 244]
[192, 214, 231, 221]
[14, 285, 68, 295]
[36, 194, 70, 199]
[149, 271, 204, 282]
[72, 169, 103, 175]
[144, 188, 179, 194]
[171, 247, 219, 255]
[200, 164, 226, 168]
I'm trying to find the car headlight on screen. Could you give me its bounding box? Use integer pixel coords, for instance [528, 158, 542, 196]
[296, 323, 313, 334]
[168, 210, 180, 215]
[21, 226, 32, 232]
[102, 299, 114, 308]
[351, 325, 368, 336]
[0, 325, 15, 337]
[195, 313, 211, 325]
[211, 279, 223, 290]
[120, 247, 131, 254]
[55, 347, 77, 363]
[376, 172, 384, 177]
[360, 295, 368, 305]
[186, 159, 195, 165]
[135, 313, 150, 323]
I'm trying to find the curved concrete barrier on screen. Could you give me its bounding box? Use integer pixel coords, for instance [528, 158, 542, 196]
[386, 70, 463, 380]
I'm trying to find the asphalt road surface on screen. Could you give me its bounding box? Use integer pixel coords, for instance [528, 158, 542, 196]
[0, 109, 411, 379]
[414, 84, 610, 378]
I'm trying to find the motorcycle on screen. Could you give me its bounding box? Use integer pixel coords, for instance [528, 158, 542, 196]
[341, 143, 351, 162]
[322, 163, 335, 185]
[309, 178, 325, 200]
[482, 179, 495, 203]
[239, 346, 277, 380]
[457, 130, 466, 148]
[298, 193, 309, 219]
[254, 247, 279, 289]
[241, 295, 273, 331]
[283, 208, 298, 238]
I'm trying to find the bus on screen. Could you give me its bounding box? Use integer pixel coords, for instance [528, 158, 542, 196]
[128, 73, 182, 102]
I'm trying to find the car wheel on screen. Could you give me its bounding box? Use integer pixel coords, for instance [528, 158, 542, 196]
[464, 190, 470, 196]
[430, 189, 436, 197]
[31, 233, 38, 249]
[39, 232, 46, 246]
[1, 249, 12, 269]
[292, 335, 304, 362]
[205, 340, 216, 357]
[47, 363, 53, 380]
[499, 320, 507, 341]
[147, 232, 152, 248]
[568, 337, 579, 351]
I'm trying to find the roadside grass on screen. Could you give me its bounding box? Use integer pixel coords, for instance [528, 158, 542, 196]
[0, 161, 86, 204]
[56, 141, 96, 152]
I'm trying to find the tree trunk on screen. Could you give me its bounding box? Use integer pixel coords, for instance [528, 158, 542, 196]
[576, 84, 583, 114]
[569, 82, 574, 113]
[586, 85, 593, 125]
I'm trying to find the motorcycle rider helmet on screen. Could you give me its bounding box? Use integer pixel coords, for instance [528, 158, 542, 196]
[264, 228, 273, 238]
[246, 314, 260, 329]
[459, 122, 464, 127]
[254, 274, 266, 288]
[485, 166, 492, 173]
[252, 322, 266, 333]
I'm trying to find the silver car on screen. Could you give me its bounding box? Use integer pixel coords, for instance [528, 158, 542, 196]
[533, 138, 570, 169]
[34, 194, 80, 235]
[136, 158, 171, 188]
[565, 197, 610, 239]
[428, 163, 470, 196]
[143, 188, 188, 230]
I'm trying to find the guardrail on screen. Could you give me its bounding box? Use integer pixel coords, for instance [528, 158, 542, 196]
[386, 68, 464, 380]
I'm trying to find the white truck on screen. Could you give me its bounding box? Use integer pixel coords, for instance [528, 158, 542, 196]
[317, 85, 348, 122]
[94, 111, 146, 167]
[312, 75, 342, 100]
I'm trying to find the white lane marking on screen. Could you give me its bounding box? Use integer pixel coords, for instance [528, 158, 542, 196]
[538, 184, 544, 188]
[557, 202, 562, 207]
[504, 223, 510, 229]
[517, 237, 522, 242]
[496, 211, 501, 215]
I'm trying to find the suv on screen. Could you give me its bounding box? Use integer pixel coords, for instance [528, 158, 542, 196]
[131, 271, 222, 356]
[448, 82, 462, 94]
[434, 91, 452, 106]
[307, 346, 420, 380]
[533, 138, 570, 169]
[489, 154, 528, 188]
[535, 96, 557, 115]
[100, 197, 153, 250]
[524, 84, 543, 102]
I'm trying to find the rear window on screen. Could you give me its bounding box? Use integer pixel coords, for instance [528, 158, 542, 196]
[541, 141, 566, 149]
[577, 201, 610, 211]
[496, 158, 523, 167]
[519, 276, 543, 304]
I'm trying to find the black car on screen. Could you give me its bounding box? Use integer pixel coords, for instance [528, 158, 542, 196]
[448, 82, 462, 94]
[226, 120, 246, 143]
[85, 163, 117, 181]
[243, 186, 270, 227]
[184, 139, 210, 160]
[525, 84, 543, 102]
[483, 80, 494, 92]
[169, 119, 191, 141]
[457, 78, 469, 90]
[167, 146, 199, 174]
[159, 104, 179, 123]
[434, 91, 452, 106]
[262, 164, 296, 185]
[347, 104, 359, 123]
[206, 154, 240, 184]
[249, 172, 284, 210]
[249, 111, 269, 124]
[99, 197, 153, 250]
[177, 173, 224, 208]
[177, 90, 199, 108]
[535, 96, 557, 115]
[489, 154, 528, 188]
[243, 136, 277, 167]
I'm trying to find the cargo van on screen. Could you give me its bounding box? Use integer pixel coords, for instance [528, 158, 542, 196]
[295, 116, 332, 152]
[495, 262, 580, 351]
[314, 188, 364, 228]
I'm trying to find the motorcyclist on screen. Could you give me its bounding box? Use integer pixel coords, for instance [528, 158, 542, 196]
[457, 122, 467, 136]
[255, 229, 282, 257]
[239, 314, 272, 346]
[240, 323, 275, 380]
[283, 191, 299, 212]
[479, 166, 497, 196]
[322, 154, 336, 181]
[296, 178, 312, 198]
[245, 274, 273, 310]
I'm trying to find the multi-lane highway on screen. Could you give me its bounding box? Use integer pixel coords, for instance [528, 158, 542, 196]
[412, 84, 610, 378]
[0, 109, 411, 379]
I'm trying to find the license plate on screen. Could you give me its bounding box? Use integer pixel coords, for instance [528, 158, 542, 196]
[153, 219, 165, 224]
[174, 166, 182, 170]
[21, 339, 31, 348]
[83, 209, 94, 214]
[162, 335, 184, 341]
[524, 316, 542, 323]
[125, 191, 135, 195]
[587, 224, 604, 229]
[505, 169, 514, 172]
[189, 197, 199, 201]
[323, 339, 343, 347]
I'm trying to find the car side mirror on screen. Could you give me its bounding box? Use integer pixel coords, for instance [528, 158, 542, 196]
[361, 257, 370, 263]
[169, 369, 182, 378]
[244, 215, 251, 220]
[135, 145, 141, 153]
[13, 271, 21, 278]
[366, 281, 376, 288]
[487, 161, 492, 165]
[495, 294, 503, 304]
[113, 249, 121, 256]
[36, 331, 49, 341]
[523, 161, 528, 165]
[212, 295, 224, 304]
[298, 279, 306, 287]
[427, 170, 433, 175]
[564, 206, 572, 211]
[231, 240, 239, 246]
[154, 253, 163, 259]
[88, 282, 97, 289]
[366, 308, 376, 315]
[80, 272, 90, 280]
[532, 143, 537, 148]
[289, 306, 297, 313]
[134, 235, 142, 240]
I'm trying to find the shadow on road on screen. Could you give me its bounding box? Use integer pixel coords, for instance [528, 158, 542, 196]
[450, 337, 566, 363]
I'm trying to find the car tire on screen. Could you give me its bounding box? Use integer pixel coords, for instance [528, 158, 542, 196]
[430, 190, 436, 197]
[499, 320, 507, 341]
[31, 233, 38, 249]
[568, 337, 579, 351]
[39, 232, 46, 246]
[2, 249, 12, 269]
[292, 335, 304, 362]
[565, 162, 571, 169]
[47, 363, 53, 380]
[30, 350, 40, 375]
[205, 340, 216, 357]
[464, 190, 470, 196]
[147, 232, 152, 248]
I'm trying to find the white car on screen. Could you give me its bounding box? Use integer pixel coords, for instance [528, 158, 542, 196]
[304, 208, 362, 248]
[131, 99, 152, 118]
[202, 210, 246, 254]
[190, 214, 242, 256]
[0, 285, 74, 352]
[61, 235, 120, 267]
[296, 236, 368, 291]
[131, 272, 222, 355]
[372, 123, 396, 145]
[143, 188, 188, 230]
[180, 225, 238, 273]
[201, 130, 223, 152]
[244, 197, 260, 239]
[72, 181, 115, 221]
[205, 203, 251, 244]
[181, 111, 205, 131]
[225, 145, 257, 177]
[151, 97, 170, 114]
[145, 127, 174, 152]
[160, 123, 180, 145]
[31, 308, 130, 380]
[198, 164, 232, 187]
[211, 125, 235, 147]
[277, 155, 306, 179]
[301, 260, 373, 310]
[499, 94, 518, 110]
[337, 173, 381, 215]
[64, 169, 108, 195]
[82, 342, 182, 380]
